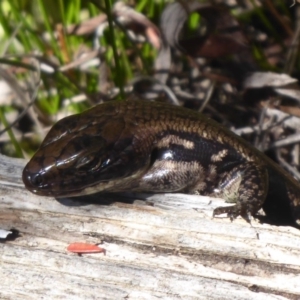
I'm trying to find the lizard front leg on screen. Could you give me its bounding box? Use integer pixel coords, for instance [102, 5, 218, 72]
[212, 162, 269, 222]
[137, 156, 207, 192]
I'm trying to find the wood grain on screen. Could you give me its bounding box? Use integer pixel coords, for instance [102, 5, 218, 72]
[0, 154, 299, 300]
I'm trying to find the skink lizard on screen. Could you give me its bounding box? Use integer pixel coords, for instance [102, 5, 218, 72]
[22, 100, 300, 225]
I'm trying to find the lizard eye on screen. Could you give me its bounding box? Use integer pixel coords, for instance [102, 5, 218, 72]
[75, 155, 111, 172]
[75, 155, 101, 171]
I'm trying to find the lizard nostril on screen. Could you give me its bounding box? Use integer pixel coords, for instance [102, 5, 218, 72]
[30, 173, 43, 187]
[23, 168, 44, 189]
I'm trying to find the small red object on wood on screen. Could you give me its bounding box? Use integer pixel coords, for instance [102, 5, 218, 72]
[67, 242, 106, 254]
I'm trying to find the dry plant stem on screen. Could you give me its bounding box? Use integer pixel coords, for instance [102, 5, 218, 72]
[276, 149, 300, 180]
[264, 108, 300, 129]
[270, 132, 300, 149]
[284, 6, 300, 74]
[0, 22, 22, 56]
[234, 121, 273, 136]
[198, 81, 215, 113]
[59, 50, 101, 72]
[104, 0, 125, 99]
[291, 143, 299, 166]
[265, 0, 293, 37]
[253, 104, 269, 150]
[131, 76, 180, 105]
[0, 66, 43, 139]
[0, 128, 49, 143]
[154, 45, 171, 84]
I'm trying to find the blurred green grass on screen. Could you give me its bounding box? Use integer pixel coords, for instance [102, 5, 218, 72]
[0, 0, 164, 157]
[0, 0, 297, 158]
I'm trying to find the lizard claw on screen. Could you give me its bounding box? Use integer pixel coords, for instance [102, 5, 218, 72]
[213, 205, 252, 223]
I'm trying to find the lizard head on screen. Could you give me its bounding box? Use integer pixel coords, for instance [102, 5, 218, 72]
[23, 102, 151, 197]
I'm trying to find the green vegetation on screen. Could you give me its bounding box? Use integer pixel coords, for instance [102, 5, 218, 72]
[0, 0, 298, 157]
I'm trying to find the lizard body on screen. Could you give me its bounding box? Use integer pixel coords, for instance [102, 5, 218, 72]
[22, 100, 300, 225]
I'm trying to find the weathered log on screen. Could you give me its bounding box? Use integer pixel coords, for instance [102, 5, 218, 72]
[0, 154, 299, 299]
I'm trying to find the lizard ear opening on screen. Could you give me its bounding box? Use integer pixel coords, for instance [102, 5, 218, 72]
[149, 148, 174, 167]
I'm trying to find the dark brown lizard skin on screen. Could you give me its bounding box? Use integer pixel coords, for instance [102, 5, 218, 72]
[22, 100, 300, 225]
